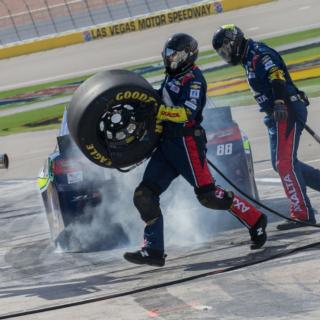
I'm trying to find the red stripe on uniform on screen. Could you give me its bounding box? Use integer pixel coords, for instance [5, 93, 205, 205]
[277, 121, 310, 220]
[229, 193, 261, 227]
[184, 135, 213, 187]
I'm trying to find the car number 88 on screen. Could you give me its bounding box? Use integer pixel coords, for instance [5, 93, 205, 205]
[217, 143, 233, 156]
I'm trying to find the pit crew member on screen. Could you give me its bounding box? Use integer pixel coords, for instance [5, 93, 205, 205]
[212, 24, 320, 230]
[124, 33, 268, 267]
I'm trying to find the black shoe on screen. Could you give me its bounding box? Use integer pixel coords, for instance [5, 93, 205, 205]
[123, 248, 166, 267]
[249, 214, 268, 250]
[276, 218, 317, 231]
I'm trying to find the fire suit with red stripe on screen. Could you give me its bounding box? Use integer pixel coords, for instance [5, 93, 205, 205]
[242, 39, 320, 222]
[140, 66, 263, 252]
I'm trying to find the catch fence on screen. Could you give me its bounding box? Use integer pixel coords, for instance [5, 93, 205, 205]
[0, 0, 202, 45]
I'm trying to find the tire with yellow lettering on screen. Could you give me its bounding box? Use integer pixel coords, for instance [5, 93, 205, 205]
[67, 69, 161, 168]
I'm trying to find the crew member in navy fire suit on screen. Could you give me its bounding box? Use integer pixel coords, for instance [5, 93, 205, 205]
[212, 24, 320, 230]
[123, 33, 268, 267]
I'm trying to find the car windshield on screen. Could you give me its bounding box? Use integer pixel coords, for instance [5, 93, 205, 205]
[59, 107, 70, 136]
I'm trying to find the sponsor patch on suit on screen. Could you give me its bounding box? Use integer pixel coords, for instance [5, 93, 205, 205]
[190, 89, 200, 99]
[169, 84, 180, 93]
[185, 100, 197, 110]
[264, 60, 276, 71]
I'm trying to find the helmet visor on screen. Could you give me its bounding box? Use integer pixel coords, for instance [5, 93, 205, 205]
[216, 39, 233, 63]
[164, 48, 176, 58]
[163, 48, 187, 71]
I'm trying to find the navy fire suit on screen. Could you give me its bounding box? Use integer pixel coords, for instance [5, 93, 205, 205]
[242, 39, 320, 221]
[136, 66, 264, 253]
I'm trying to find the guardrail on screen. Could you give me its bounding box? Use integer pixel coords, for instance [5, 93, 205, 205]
[0, 0, 204, 45]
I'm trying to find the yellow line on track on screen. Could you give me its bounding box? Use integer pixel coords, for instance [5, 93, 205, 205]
[208, 66, 320, 96]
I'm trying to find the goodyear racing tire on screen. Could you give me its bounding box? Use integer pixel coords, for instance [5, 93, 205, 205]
[67, 70, 162, 168]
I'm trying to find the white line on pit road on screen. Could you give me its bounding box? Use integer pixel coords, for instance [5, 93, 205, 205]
[256, 158, 320, 173]
[248, 26, 260, 31]
[298, 6, 311, 11]
[0, 55, 161, 91]
[255, 178, 281, 183]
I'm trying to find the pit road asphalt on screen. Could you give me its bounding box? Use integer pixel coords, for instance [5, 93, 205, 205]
[1, 0, 320, 319]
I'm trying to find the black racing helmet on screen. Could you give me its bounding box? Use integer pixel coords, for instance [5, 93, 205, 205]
[162, 33, 199, 76]
[212, 24, 246, 65]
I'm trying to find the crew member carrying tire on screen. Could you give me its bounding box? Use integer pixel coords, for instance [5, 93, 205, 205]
[123, 33, 268, 267]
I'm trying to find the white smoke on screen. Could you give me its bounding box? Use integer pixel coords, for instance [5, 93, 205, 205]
[60, 103, 246, 252]
[62, 155, 243, 253]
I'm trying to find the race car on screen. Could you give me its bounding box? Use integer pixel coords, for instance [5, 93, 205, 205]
[203, 105, 259, 201]
[37, 110, 129, 252]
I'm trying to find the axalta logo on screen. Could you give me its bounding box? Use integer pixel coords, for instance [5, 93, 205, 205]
[283, 174, 303, 212]
[116, 91, 157, 104]
[255, 95, 268, 104]
[232, 197, 250, 213]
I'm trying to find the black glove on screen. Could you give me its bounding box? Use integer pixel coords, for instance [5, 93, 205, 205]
[134, 104, 154, 122]
[298, 90, 310, 106]
[273, 103, 288, 122]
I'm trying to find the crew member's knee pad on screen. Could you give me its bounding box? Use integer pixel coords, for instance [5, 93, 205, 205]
[133, 182, 162, 223]
[196, 185, 234, 210]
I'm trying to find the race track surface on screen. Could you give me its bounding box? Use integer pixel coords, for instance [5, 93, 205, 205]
[1, 1, 320, 318]
[1, 100, 320, 319]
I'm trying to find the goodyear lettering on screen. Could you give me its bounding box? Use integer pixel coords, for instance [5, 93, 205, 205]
[115, 91, 157, 104]
[86, 144, 112, 166]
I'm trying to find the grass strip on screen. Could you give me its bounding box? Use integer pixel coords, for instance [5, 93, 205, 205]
[0, 104, 64, 136]
[1, 27, 320, 101]
[0, 76, 88, 100]
[0, 76, 319, 136]
[130, 28, 320, 72]
[210, 77, 320, 107]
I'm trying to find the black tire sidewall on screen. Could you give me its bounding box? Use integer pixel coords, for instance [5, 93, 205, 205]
[67, 72, 162, 168]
